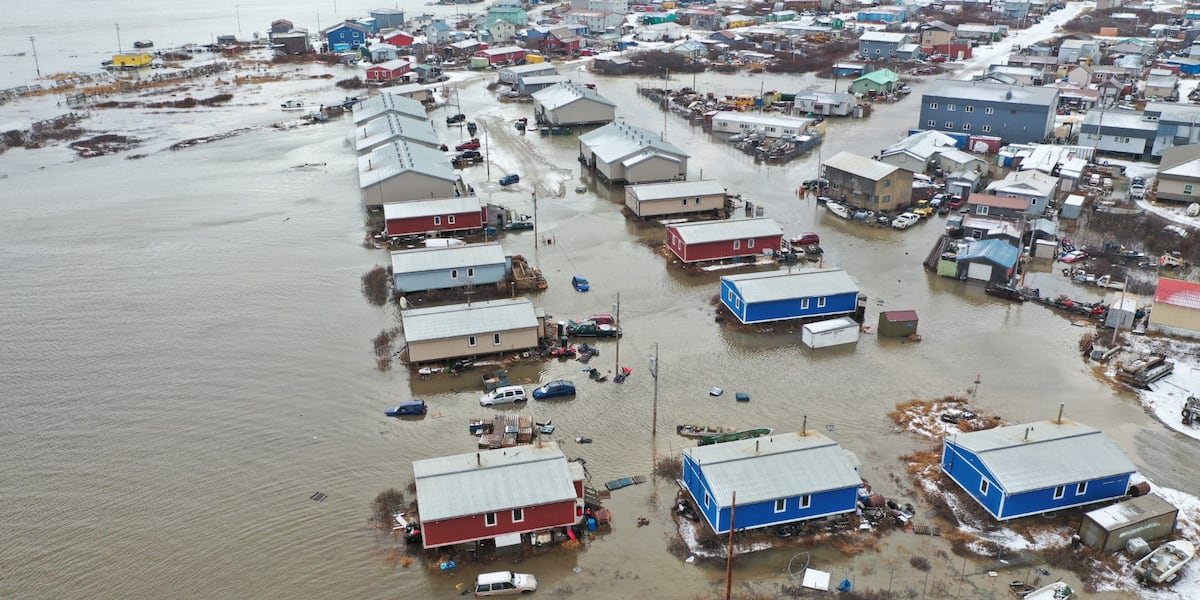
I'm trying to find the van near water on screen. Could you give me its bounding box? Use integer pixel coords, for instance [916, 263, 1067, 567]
[474, 571, 537, 596]
[480, 385, 527, 406]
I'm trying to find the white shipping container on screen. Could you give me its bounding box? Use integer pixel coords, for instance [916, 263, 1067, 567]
[801, 317, 860, 349]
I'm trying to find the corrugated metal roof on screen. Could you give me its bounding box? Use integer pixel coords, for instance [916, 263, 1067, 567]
[578, 122, 688, 163]
[880, 130, 958, 161]
[860, 31, 909, 43]
[383, 196, 481, 220]
[1156, 145, 1200, 179]
[521, 75, 570, 86]
[712, 112, 814, 129]
[391, 242, 507, 276]
[956, 239, 1020, 267]
[532, 81, 616, 110]
[402, 298, 538, 342]
[723, 268, 858, 303]
[881, 310, 918, 322]
[352, 92, 428, 124]
[1154, 277, 1200, 309]
[986, 170, 1058, 196]
[823, 151, 900, 181]
[1084, 493, 1176, 530]
[671, 217, 782, 245]
[414, 442, 577, 521]
[371, 58, 411, 71]
[480, 45, 525, 56]
[629, 180, 727, 202]
[683, 431, 861, 506]
[358, 141, 456, 188]
[924, 79, 1059, 107]
[855, 68, 900, 85]
[356, 113, 440, 153]
[950, 420, 1137, 494]
[500, 63, 559, 76]
[966, 193, 1027, 210]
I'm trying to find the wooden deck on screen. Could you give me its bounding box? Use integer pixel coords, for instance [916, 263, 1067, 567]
[473, 414, 537, 449]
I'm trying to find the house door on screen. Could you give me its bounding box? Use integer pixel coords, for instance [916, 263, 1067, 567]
[967, 262, 992, 282]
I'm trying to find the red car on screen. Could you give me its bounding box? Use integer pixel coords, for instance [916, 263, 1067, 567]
[930, 55, 948, 63]
[580, 49, 597, 56]
[791, 233, 820, 247]
[946, 196, 964, 209]
[455, 138, 480, 151]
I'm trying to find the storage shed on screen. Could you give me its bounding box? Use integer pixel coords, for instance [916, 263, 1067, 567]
[877, 310, 919, 338]
[1079, 493, 1177, 552]
[1105, 294, 1138, 330]
[801, 317, 860, 349]
[1061, 194, 1085, 220]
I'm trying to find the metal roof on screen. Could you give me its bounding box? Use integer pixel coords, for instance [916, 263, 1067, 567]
[578, 122, 688, 163]
[986, 170, 1058, 196]
[956, 239, 1020, 267]
[629, 180, 726, 202]
[802, 316, 858, 334]
[356, 113, 440, 153]
[966, 193, 1027, 210]
[1154, 277, 1200, 309]
[358, 140, 455, 188]
[382, 196, 482, 220]
[794, 89, 855, 104]
[1080, 110, 1158, 132]
[391, 242, 506, 276]
[855, 69, 900, 85]
[924, 79, 1058, 107]
[860, 31, 909, 43]
[1158, 145, 1200, 180]
[880, 310, 918, 322]
[823, 151, 900, 181]
[521, 75, 570, 86]
[402, 297, 538, 342]
[712, 112, 814, 129]
[500, 63, 559, 75]
[352, 92, 428, 124]
[683, 431, 862, 507]
[531, 81, 616, 110]
[880, 130, 958, 161]
[723, 268, 858, 303]
[670, 217, 782, 245]
[949, 420, 1137, 494]
[414, 442, 577, 521]
[479, 45, 525, 56]
[1084, 493, 1176, 530]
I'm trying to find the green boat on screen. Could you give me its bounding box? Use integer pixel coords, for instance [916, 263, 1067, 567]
[697, 428, 773, 446]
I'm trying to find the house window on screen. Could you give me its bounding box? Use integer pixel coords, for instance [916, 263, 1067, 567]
[947, 103, 956, 112]
[801, 298, 810, 310]
[774, 498, 786, 513]
[448, 215, 456, 225]
[682, 198, 688, 206]
[985, 107, 994, 115]
[468, 336, 477, 347]
[928, 102, 938, 109]
[512, 508, 524, 523]
[883, 179, 892, 187]
[965, 105, 975, 113]
[733, 240, 741, 250]
[727, 289, 734, 301]
[467, 268, 475, 277]
[451, 269, 459, 279]
[493, 333, 501, 346]
[1076, 481, 1088, 496]
[1186, 185, 1194, 195]
[982, 125, 992, 133]
[735, 298, 741, 309]
[1053, 486, 1065, 500]
[800, 495, 811, 509]
[976, 206, 989, 215]
[882, 195, 891, 204]
[433, 216, 442, 225]
[945, 121, 954, 129]
[748, 239, 755, 249]
[704, 492, 711, 509]
[485, 512, 497, 526]
[818, 297, 827, 308]
[980, 479, 990, 495]
[963, 123, 971, 131]
[927, 120, 936, 127]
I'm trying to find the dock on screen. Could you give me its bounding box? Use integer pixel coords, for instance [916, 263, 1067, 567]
[471, 415, 537, 449]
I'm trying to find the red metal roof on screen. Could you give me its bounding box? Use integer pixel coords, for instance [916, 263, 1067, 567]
[881, 310, 919, 322]
[1154, 277, 1200, 309]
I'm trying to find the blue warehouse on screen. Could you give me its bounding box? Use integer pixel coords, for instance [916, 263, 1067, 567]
[941, 419, 1137, 521]
[720, 268, 859, 325]
[683, 431, 862, 534]
[919, 80, 1059, 145]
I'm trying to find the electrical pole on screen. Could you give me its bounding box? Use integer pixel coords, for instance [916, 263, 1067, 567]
[532, 191, 538, 269]
[236, 5, 242, 33]
[650, 343, 659, 437]
[724, 491, 737, 600]
[29, 36, 41, 79]
[116, 23, 123, 54]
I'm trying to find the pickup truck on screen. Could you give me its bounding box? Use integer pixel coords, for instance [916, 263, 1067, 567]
[1094, 274, 1126, 290]
[891, 212, 920, 230]
[565, 319, 621, 337]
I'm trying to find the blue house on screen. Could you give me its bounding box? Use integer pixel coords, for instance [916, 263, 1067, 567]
[323, 21, 370, 51]
[682, 431, 862, 534]
[390, 243, 511, 294]
[370, 8, 406, 30]
[720, 268, 859, 325]
[919, 80, 1059, 145]
[941, 420, 1137, 521]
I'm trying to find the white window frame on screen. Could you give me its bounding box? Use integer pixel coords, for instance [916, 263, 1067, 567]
[467, 268, 475, 278]
[929, 102, 938, 109]
[982, 125, 992, 133]
[947, 103, 956, 112]
[468, 335, 477, 347]
[448, 215, 456, 225]
[965, 105, 974, 113]
[433, 216, 442, 225]
[817, 297, 827, 308]
[801, 298, 810, 310]
[727, 289, 734, 301]
[451, 269, 459, 279]
[980, 479, 990, 495]
[945, 121, 954, 129]
[1053, 486, 1065, 500]
[800, 495, 811, 509]
[774, 498, 786, 513]
[704, 492, 710, 509]
[748, 239, 756, 249]
[493, 333, 501, 346]
[733, 240, 741, 250]
[1076, 481, 1088, 496]
[985, 107, 994, 115]
[963, 123, 971, 131]
[512, 508, 524, 523]
[927, 120, 936, 127]
[485, 512, 497, 527]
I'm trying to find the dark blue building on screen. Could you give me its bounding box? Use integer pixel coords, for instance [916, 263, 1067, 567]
[322, 21, 370, 51]
[941, 420, 1137, 521]
[682, 431, 862, 534]
[918, 80, 1059, 144]
[720, 268, 859, 325]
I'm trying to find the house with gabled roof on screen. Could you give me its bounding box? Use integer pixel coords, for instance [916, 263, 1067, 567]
[986, 169, 1059, 215]
[322, 21, 370, 51]
[355, 113, 441, 154]
[390, 242, 509, 294]
[942, 419, 1137, 520]
[532, 82, 616, 127]
[352, 92, 428, 124]
[1155, 144, 1200, 203]
[665, 218, 782, 264]
[878, 130, 959, 174]
[578, 121, 689, 184]
[359, 141, 460, 210]
[822, 151, 913, 211]
[400, 298, 542, 363]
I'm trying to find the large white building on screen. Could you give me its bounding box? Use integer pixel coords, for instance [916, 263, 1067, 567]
[710, 112, 814, 138]
[532, 82, 617, 126]
[578, 121, 689, 184]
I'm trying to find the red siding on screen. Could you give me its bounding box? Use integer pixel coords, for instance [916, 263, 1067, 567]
[366, 64, 410, 81]
[383, 33, 413, 46]
[421, 500, 577, 548]
[665, 229, 783, 263]
[385, 210, 484, 236]
[476, 49, 526, 64]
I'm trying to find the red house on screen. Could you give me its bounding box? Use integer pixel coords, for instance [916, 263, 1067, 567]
[380, 29, 414, 47]
[383, 196, 485, 237]
[366, 59, 411, 82]
[666, 217, 784, 263]
[475, 45, 526, 65]
[543, 28, 582, 54]
[413, 442, 584, 549]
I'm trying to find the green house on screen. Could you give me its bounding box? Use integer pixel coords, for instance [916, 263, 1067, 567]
[487, 5, 528, 26]
[849, 69, 900, 96]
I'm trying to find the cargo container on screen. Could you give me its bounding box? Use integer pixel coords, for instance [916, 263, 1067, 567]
[801, 317, 860, 348]
[1079, 493, 1178, 552]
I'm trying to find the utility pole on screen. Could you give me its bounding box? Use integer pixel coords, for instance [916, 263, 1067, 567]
[532, 191, 539, 269]
[29, 36, 41, 79]
[236, 5, 242, 33]
[724, 491, 737, 600]
[116, 23, 123, 54]
[650, 343, 659, 437]
[484, 125, 491, 181]
[613, 292, 620, 375]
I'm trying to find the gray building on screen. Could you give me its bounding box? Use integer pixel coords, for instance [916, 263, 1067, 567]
[355, 113, 442, 154]
[1144, 102, 1200, 158]
[532, 82, 617, 126]
[352, 92, 429, 125]
[390, 243, 511, 294]
[793, 89, 856, 117]
[370, 8, 406, 30]
[1079, 110, 1157, 160]
[498, 63, 558, 85]
[578, 121, 689, 184]
[359, 140, 462, 210]
[918, 80, 1058, 144]
[858, 31, 910, 59]
[518, 75, 571, 95]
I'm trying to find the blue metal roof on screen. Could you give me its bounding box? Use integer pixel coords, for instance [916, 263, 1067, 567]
[957, 239, 1019, 268]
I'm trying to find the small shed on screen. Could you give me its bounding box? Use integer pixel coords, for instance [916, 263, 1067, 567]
[801, 317, 860, 349]
[1079, 493, 1178, 552]
[1061, 194, 1085, 220]
[877, 310, 918, 338]
[1105, 294, 1138, 330]
[1033, 239, 1058, 260]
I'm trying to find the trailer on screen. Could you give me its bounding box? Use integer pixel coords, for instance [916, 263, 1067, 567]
[801, 317, 860, 349]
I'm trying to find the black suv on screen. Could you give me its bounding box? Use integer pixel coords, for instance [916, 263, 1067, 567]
[446, 113, 466, 124]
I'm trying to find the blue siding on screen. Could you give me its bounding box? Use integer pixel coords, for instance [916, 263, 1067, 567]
[918, 96, 1054, 144]
[860, 41, 900, 58]
[683, 454, 858, 534]
[942, 441, 1004, 517]
[720, 282, 858, 324]
[326, 26, 368, 50]
[393, 262, 509, 293]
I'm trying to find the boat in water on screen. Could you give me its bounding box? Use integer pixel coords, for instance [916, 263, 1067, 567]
[826, 202, 851, 219]
[697, 428, 773, 446]
[985, 282, 1026, 302]
[1022, 581, 1073, 599]
[676, 424, 737, 438]
[1135, 540, 1195, 585]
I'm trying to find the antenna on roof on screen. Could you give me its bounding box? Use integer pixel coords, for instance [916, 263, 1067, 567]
[1056, 402, 1065, 424]
[1024, 426, 1033, 441]
[801, 415, 807, 436]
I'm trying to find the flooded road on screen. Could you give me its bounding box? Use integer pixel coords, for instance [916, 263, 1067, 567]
[1, 59, 1193, 599]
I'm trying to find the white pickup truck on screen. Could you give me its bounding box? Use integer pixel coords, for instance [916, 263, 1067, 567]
[891, 212, 920, 230]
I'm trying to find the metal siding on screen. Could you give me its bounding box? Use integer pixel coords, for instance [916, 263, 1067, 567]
[742, 291, 858, 324]
[385, 211, 483, 236]
[421, 499, 577, 548]
[942, 441, 1005, 518]
[683, 455, 721, 533]
[394, 264, 508, 294]
[1150, 302, 1200, 334]
[998, 474, 1132, 520]
[365, 174, 459, 208]
[406, 328, 539, 362]
[624, 155, 683, 184]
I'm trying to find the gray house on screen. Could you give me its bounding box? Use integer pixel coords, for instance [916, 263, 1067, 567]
[579, 121, 689, 184]
[1058, 39, 1102, 65]
[1078, 110, 1157, 160]
[518, 75, 571, 95]
[498, 63, 558, 85]
[390, 242, 511, 294]
[532, 82, 617, 126]
[919, 80, 1058, 144]
[1145, 103, 1200, 158]
[859, 31, 910, 59]
[794, 89, 856, 117]
[985, 170, 1059, 215]
[359, 140, 462, 210]
[352, 92, 429, 125]
[355, 113, 442, 154]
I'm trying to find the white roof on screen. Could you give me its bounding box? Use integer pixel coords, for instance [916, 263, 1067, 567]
[924, 79, 1059, 107]
[1084, 494, 1176, 530]
[383, 196, 482, 220]
[880, 130, 959, 162]
[356, 113, 440, 152]
[671, 217, 782, 245]
[949, 420, 1137, 494]
[479, 45, 524, 56]
[723, 268, 859, 303]
[578, 121, 688, 163]
[532, 81, 616, 110]
[353, 92, 428, 124]
[358, 140, 456, 188]
[713, 112, 813, 129]
[414, 442, 577, 521]
[629, 180, 727, 202]
[521, 75, 570, 86]
[860, 31, 909, 43]
[683, 431, 862, 506]
[500, 63, 558, 75]
[986, 169, 1058, 196]
[391, 242, 506, 276]
[371, 58, 410, 71]
[402, 298, 538, 343]
[802, 316, 859, 334]
[824, 151, 900, 180]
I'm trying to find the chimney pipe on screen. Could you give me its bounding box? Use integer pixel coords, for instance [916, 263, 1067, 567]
[801, 415, 807, 436]
[1024, 427, 1032, 441]
[476, 452, 481, 466]
[755, 440, 759, 453]
[1056, 402, 1064, 424]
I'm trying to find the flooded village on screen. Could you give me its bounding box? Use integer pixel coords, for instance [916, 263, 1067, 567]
[8, 0, 1200, 599]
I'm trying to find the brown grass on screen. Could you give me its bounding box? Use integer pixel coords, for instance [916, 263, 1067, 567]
[652, 454, 682, 479]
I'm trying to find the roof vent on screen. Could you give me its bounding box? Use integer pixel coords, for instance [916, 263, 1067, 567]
[1006, 89, 1014, 100]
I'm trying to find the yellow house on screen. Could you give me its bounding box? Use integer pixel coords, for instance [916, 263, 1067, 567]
[112, 52, 154, 67]
[1150, 277, 1200, 338]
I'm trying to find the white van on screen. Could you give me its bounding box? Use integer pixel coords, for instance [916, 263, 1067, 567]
[474, 571, 537, 596]
[480, 385, 527, 406]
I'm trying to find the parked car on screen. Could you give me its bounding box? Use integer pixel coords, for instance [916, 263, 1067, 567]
[912, 200, 934, 217]
[802, 178, 830, 191]
[566, 319, 620, 337]
[1130, 182, 1146, 199]
[929, 194, 947, 208]
[930, 54, 948, 63]
[384, 399, 427, 417]
[572, 275, 590, 292]
[455, 138, 481, 151]
[479, 385, 527, 407]
[946, 196, 964, 209]
[791, 232, 820, 247]
[891, 212, 920, 230]
[475, 571, 538, 596]
[579, 48, 597, 56]
[1060, 250, 1089, 263]
[446, 113, 467, 124]
[457, 150, 483, 162]
[499, 173, 520, 186]
[533, 379, 576, 399]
